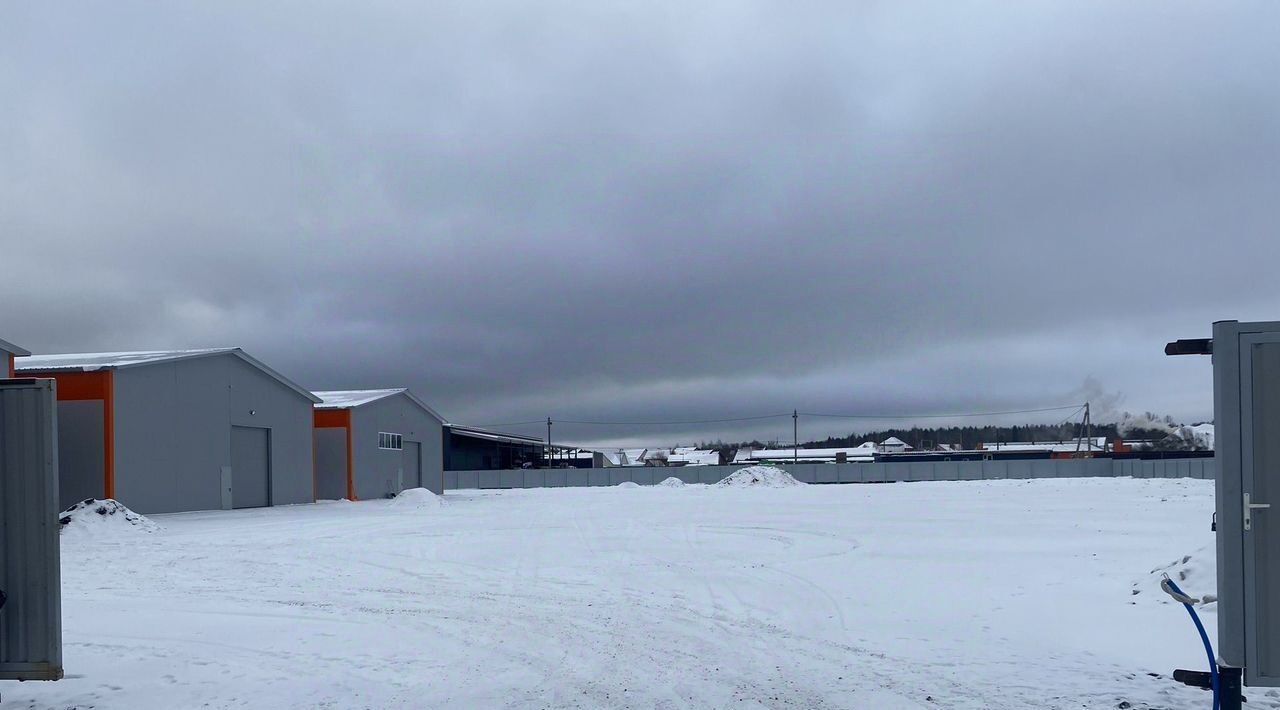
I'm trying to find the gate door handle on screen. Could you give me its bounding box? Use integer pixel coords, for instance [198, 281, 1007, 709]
[1245, 493, 1271, 531]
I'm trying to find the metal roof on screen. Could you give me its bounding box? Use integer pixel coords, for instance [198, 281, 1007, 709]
[446, 424, 544, 446]
[0, 337, 31, 357]
[16, 348, 321, 403]
[313, 388, 446, 423]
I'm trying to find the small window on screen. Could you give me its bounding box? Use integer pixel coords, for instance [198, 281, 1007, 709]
[379, 432, 402, 450]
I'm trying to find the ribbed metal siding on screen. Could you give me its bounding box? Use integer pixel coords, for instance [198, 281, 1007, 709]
[0, 379, 63, 680]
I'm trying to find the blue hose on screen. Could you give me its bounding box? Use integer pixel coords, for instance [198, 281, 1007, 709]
[1163, 576, 1219, 710]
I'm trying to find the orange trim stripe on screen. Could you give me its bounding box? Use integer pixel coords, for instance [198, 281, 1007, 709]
[23, 370, 115, 500]
[25, 370, 111, 400]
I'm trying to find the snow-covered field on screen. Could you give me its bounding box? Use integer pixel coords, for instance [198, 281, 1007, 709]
[6, 477, 1242, 709]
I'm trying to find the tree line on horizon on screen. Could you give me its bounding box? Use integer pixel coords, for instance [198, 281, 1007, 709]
[695, 417, 1206, 456]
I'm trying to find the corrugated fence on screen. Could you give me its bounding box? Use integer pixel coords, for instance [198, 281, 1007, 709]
[445, 456, 1215, 491]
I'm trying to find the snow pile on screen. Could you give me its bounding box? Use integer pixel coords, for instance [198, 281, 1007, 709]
[717, 465, 805, 488]
[389, 488, 442, 509]
[658, 476, 686, 487]
[615, 481, 641, 489]
[1131, 548, 1217, 606]
[59, 499, 160, 536]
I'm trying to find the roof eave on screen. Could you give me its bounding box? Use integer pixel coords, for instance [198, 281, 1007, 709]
[0, 338, 31, 357]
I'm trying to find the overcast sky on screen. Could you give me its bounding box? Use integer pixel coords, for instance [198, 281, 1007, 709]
[2, 2, 1276, 447]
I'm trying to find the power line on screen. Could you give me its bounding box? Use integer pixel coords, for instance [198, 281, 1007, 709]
[798, 404, 1086, 420]
[1052, 405, 1088, 428]
[472, 405, 1084, 430]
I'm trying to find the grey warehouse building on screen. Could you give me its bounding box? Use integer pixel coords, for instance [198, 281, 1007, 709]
[16, 349, 320, 514]
[313, 389, 446, 499]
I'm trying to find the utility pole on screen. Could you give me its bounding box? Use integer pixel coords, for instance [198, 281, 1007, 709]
[1086, 401, 1092, 452]
[1075, 402, 1092, 455]
[546, 417, 552, 468]
[793, 410, 798, 465]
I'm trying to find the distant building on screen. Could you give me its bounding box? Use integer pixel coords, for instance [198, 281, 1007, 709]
[878, 436, 911, 453]
[444, 424, 545, 470]
[552, 449, 614, 468]
[978, 437, 1109, 458]
[733, 442, 877, 465]
[668, 447, 721, 466]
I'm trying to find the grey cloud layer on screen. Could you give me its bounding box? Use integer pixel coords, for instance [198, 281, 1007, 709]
[1, 2, 1276, 445]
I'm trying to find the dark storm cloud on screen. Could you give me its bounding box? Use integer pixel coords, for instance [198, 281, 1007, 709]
[2, 2, 1276, 446]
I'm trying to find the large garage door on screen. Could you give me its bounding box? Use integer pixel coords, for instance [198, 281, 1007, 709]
[56, 400, 105, 510]
[231, 426, 271, 509]
[314, 428, 349, 500]
[403, 441, 422, 490]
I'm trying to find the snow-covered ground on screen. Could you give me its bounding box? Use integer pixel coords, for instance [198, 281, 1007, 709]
[6, 477, 1245, 709]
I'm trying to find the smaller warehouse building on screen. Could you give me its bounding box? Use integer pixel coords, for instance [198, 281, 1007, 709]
[0, 337, 30, 377]
[16, 349, 320, 514]
[313, 390, 446, 498]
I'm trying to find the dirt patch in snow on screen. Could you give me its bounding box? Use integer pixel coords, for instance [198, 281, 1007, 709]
[658, 477, 686, 487]
[717, 465, 806, 488]
[59, 499, 161, 536]
[389, 488, 443, 509]
[1131, 547, 1217, 606]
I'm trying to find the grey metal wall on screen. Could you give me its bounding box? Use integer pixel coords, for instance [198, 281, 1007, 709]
[0, 379, 63, 680]
[314, 427, 348, 500]
[112, 353, 315, 514]
[445, 456, 1215, 490]
[351, 394, 445, 498]
[55, 400, 105, 510]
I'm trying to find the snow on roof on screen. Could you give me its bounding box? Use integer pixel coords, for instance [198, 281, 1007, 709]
[668, 448, 719, 466]
[313, 389, 406, 409]
[0, 337, 30, 357]
[16, 348, 321, 403]
[980, 437, 1108, 453]
[880, 437, 909, 447]
[17, 348, 236, 371]
[314, 388, 446, 422]
[600, 451, 624, 466]
[739, 446, 877, 462]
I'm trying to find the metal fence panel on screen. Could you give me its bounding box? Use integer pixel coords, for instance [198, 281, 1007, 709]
[443, 456, 1218, 490]
[809, 465, 834, 484]
[0, 379, 63, 681]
